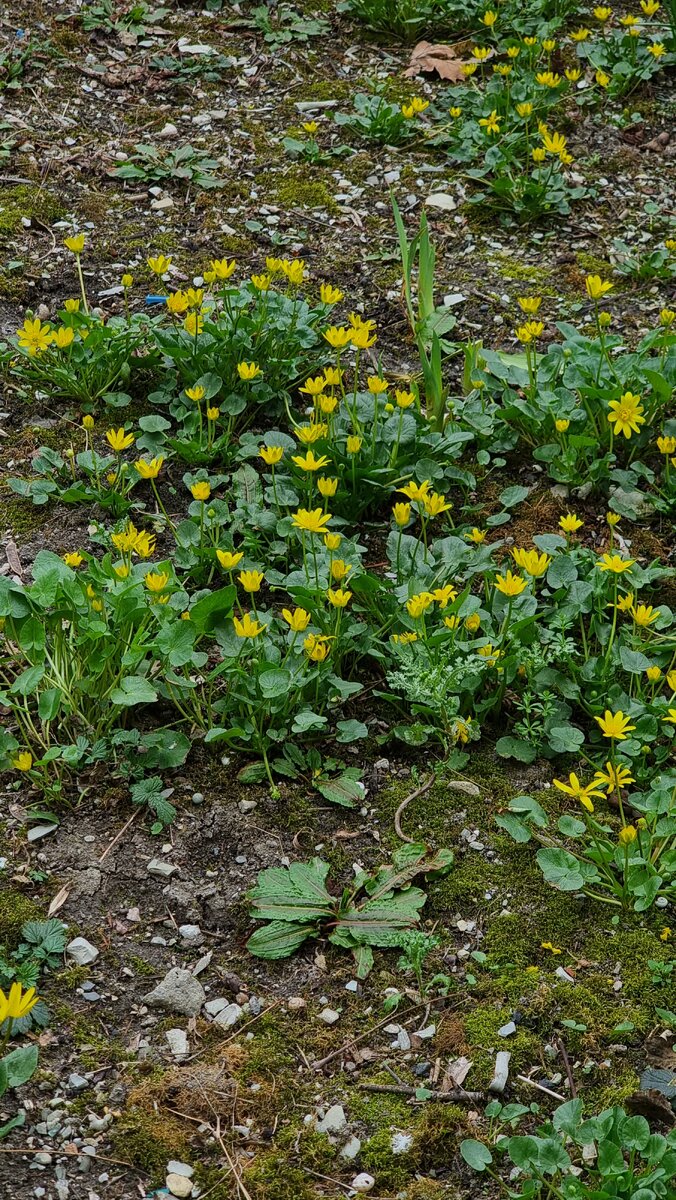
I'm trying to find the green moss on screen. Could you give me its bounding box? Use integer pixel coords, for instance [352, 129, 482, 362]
[414, 1103, 469, 1169]
[361, 1126, 416, 1189]
[0, 493, 51, 538]
[258, 168, 338, 212]
[586, 1065, 640, 1110]
[129, 954, 156, 977]
[245, 1153, 315, 1200]
[111, 1107, 190, 1174]
[0, 890, 40, 943]
[0, 269, 28, 302]
[463, 1005, 541, 1084]
[575, 251, 614, 277]
[0, 186, 65, 239]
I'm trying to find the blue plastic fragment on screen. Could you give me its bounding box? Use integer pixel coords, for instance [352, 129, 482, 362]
[145, 295, 166, 306]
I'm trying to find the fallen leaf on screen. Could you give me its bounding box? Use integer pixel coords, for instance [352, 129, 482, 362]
[47, 883, 72, 916]
[404, 41, 467, 82]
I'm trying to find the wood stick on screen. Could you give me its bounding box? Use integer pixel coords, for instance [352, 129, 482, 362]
[394, 774, 434, 843]
[358, 1082, 483, 1102]
[312, 994, 457, 1070]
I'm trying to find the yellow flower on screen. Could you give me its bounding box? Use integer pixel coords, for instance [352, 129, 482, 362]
[506, 46, 520, 58]
[660, 926, 671, 941]
[184, 312, 203, 336]
[618, 825, 637, 845]
[323, 366, 342, 386]
[64, 233, 85, 253]
[597, 552, 635, 573]
[121, 273, 133, 288]
[661, 308, 676, 326]
[297, 423, 328, 444]
[553, 772, 605, 812]
[237, 361, 261, 381]
[304, 633, 331, 662]
[398, 479, 431, 503]
[472, 46, 491, 61]
[571, 27, 590, 39]
[282, 607, 311, 632]
[406, 592, 435, 618]
[595, 709, 636, 740]
[607, 511, 621, 526]
[518, 296, 542, 314]
[134, 457, 164, 480]
[495, 571, 527, 596]
[185, 385, 205, 404]
[328, 587, 351, 608]
[292, 450, 331, 473]
[318, 394, 338, 414]
[260, 445, 284, 465]
[64, 299, 80, 313]
[330, 559, 351, 582]
[535, 71, 562, 87]
[657, 436, 676, 455]
[190, 481, 211, 502]
[216, 549, 243, 570]
[239, 569, 264, 593]
[12, 752, 33, 772]
[323, 325, 352, 348]
[565, 68, 582, 82]
[516, 321, 544, 344]
[211, 258, 237, 280]
[17, 317, 52, 355]
[542, 131, 567, 155]
[541, 942, 562, 954]
[555, 418, 570, 433]
[350, 324, 377, 349]
[145, 571, 170, 593]
[616, 591, 634, 612]
[106, 427, 135, 452]
[166, 290, 188, 314]
[477, 642, 501, 665]
[607, 392, 645, 439]
[512, 548, 551, 577]
[479, 110, 501, 135]
[423, 491, 453, 519]
[449, 106, 462, 117]
[317, 476, 338, 498]
[586, 274, 613, 301]
[147, 254, 172, 275]
[433, 585, 457, 608]
[282, 259, 305, 285]
[367, 376, 389, 395]
[346, 436, 362, 454]
[63, 551, 83, 567]
[559, 513, 583, 534]
[303, 120, 319, 134]
[646, 666, 662, 682]
[523, 35, 538, 45]
[640, 0, 660, 10]
[444, 615, 460, 630]
[532, 147, 547, 163]
[393, 502, 411, 526]
[481, 8, 497, 23]
[234, 612, 266, 639]
[464, 613, 481, 632]
[664, 709, 676, 726]
[251, 274, 271, 291]
[593, 5, 612, 17]
[114, 563, 130, 578]
[593, 761, 635, 793]
[292, 508, 332, 535]
[465, 528, 487, 544]
[461, 63, 478, 77]
[595, 69, 611, 88]
[52, 327, 75, 349]
[325, 532, 341, 551]
[136, 530, 156, 559]
[632, 603, 660, 627]
[667, 671, 676, 692]
[207, 407, 219, 422]
[320, 283, 344, 304]
[542, 38, 556, 51]
[393, 631, 418, 644]
[3, 982, 39, 1019]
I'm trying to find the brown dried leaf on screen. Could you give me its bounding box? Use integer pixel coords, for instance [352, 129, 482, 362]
[404, 41, 467, 81]
[47, 883, 72, 916]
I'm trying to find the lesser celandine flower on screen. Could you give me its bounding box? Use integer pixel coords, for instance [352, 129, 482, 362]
[616, 591, 634, 612]
[660, 309, 675, 326]
[145, 571, 169, 593]
[121, 273, 133, 288]
[323, 325, 352, 349]
[657, 436, 676, 455]
[465, 613, 481, 632]
[393, 503, 411, 526]
[565, 68, 582, 82]
[406, 592, 435, 618]
[495, 570, 527, 596]
[283, 607, 311, 632]
[304, 633, 331, 661]
[350, 325, 377, 349]
[328, 588, 351, 608]
[398, 480, 431, 503]
[303, 121, 318, 134]
[367, 376, 389, 395]
[147, 254, 171, 275]
[238, 569, 264, 593]
[523, 35, 538, 45]
[541, 942, 562, 954]
[166, 291, 188, 314]
[325, 532, 341, 551]
[542, 38, 556, 50]
[319, 283, 343, 304]
[330, 560, 351, 582]
[433, 585, 457, 608]
[559, 512, 583, 534]
[595, 709, 635, 740]
[394, 390, 415, 409]
[17, 317, 52, 355]
[190, 481, 211, 502]
[317, 476, 338, 498]
[234, 613, 266, 639]
[216, 549, 243, 570]
[52, 327, 75, 349]
[518, 296, 541, 314]
[593, 4, 612, 17]
[449, 106, 462, 117]
[64, 233, 85, 254]
[293, 508, 332, 535]
[667, 671, 676, 691]
[472, 45, 491, 60]
[641, 0, 660, 12]
[532, 147, 546, 163]
[319, 394, 338, 414]
[607, 511, 621, 527]
[595, 70, 611, 88]
[135, 457, 164, 480]
[506, 46, 520, 58]
[207, 407, 219, 422]
[2, 982, 39, 1020]
[63, 551, 83, 567]
[663, 709, 676, 725]
[346, 436, 362, 454]
[554, 772, 605, 812]
[479, 110, 501, 134]
[465, 528, 487, 544]
[593, 761, 634, 793]
[12, 752, 33, 772]
[555, 418, 570, 432]
[324, 366, 342, 386]
[607, 392, 645, 438]
[536, 71, 561, 87]
[393, 631, 418, 644]
[646, 666, 662, 683]
[618, 825, 637, 846]
[512, 548, 551, 577]
[632, 603, 660, 627]
[424, 492, 453, 518]
[106, 427, 135, 452]
[571, 26, 590, 39]
[211, 258, 236, 280]
[292, 450, 330, 473]
[184, 312, 203, 336]
[251, 274, 270, 291]
[586, 274, 613, 301]
[481, 9, 497, 24]
[259, 445, 284, 465]
[597, 552, 635, 573]
[297, 423, 327, 444]
[237, 361, 261, 381]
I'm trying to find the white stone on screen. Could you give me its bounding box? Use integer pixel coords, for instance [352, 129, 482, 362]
[166, 1173, 193, 1198]
[144, 968, 206, 1017]
[351, 1173, 375, 1192]
[287, 997, 306, 1012]
[213, 1003, 243, 1030]
[165, 1029, 189, 1060]
[167, 1161, 194, 1178]
[66, 938, 99, 966]
[147, 859, 178, 878]
[317, 1104, 347, 1135]
[392, 1132, 413, 1154]
[318, 1007, 340, 1025]
[340, 1135, 361, 1160]
[204, 997, 229, 1017]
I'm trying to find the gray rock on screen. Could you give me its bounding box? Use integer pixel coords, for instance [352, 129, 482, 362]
[144, 968, 206, 1017]
[166, 1029, 189, 1060]
[147, 858, 178, 878]
[66, 937, 99, 966]
[340, 1135, 361, 1160]
[167, 1162, 194, 1178]
[238, 799, 257, 814]
[498, 1021, 517, 1038]
[489, 1051, 511, 1093]
[67, 1074, 89, 1092]
[351, 1174, 375, 1193]
[166, 1174, 193, 1198]
[213, 1003, 243, 1030]
[318, 1007, 340, 1025]
[287, 996, 306, 1012]
[204, 997, 229, 1017]
[178, 924, 203, 945]
[317, 1104, 347, 1135]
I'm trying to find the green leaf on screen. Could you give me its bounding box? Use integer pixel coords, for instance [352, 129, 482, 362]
[110, 676, 158, 707]
[509, 795, 549, 827]
[547, 557, 577, 589]
[1, 1044, 38, 1088]
[246, 920, 317, 959]
[335, 719, 368, 742]
[619, 646, 652, 674]
[315, 776, 364, 808]
[548, 724, 584, 754]
[496, 735, 536, 763]
[247, 858, 334, 922]
[189, 586, 236, 633]
[508, 1136, 540, 1168]
[460, 1140, 493, 1171]
[258, 667, 292, 699]
[538, 1138, 572, 1175]
[155, 622, 197, 668]
[618, 1115, 650, 1151]
[495, 814, 532, 843]
[597, 1140, 626, 1175]
[537, 848, 599, 892]
[499, 485, 530, 508]
[557, 815, 586, 838]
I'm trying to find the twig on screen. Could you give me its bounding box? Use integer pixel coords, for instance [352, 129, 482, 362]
[394, 774, 434, 843]
[516, 1074, 566, 1101]
[0, 1148, 146, 1172]
[358, 1083, 484, 1102]
[98, 808, 140, 863]
[555, 1037, 577, 1098]
[0, 175, 34, 185]
[313, 994, 460, 1070]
